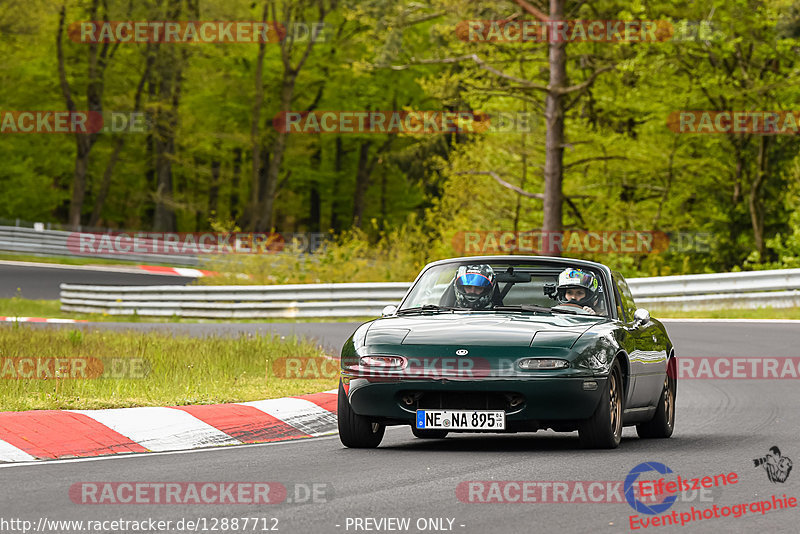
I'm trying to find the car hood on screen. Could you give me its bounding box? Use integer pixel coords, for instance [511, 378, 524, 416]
[366, 313, 605, 348]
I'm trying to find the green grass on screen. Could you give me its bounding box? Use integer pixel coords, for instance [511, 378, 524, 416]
[0, 297, 70, 319]
[0, 297, 370, 323]
[651, 307, 800, 319]
[0, 325, 338, 411]
[0, 252, 152, 267]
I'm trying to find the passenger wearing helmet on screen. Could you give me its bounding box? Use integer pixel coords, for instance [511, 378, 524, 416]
[556, 268, 601, 315]
[454, 264, 497, 309]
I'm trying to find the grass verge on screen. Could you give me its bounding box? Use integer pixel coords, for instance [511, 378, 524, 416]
[0, 325, 338, 411]
[651, 308, 800, 319]
[0, 252, 153, 267]
[0, 297, 369, 323]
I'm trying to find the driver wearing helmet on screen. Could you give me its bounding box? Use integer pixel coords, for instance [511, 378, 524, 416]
[454, 264, 497, 310]
[556, 268, 601, 315]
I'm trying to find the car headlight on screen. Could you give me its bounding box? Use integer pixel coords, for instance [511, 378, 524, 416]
[517, 358, 569, 370]
[359, 356, 406, 368]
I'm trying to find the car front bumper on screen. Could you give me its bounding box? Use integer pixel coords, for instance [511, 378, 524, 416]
[342, 375, 607, 426]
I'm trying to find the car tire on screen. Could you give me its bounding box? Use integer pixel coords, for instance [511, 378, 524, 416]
[411, 427, 448, 439]
[636, 373, 675, 439]
[337, 380, 385, 448]
[579, 359, 623, 449]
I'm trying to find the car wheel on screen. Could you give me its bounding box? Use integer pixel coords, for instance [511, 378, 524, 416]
[337, 380, 385, 448]
[411, 427, 448, 439]
[636, 374, 675, 439]
[579, 359, 623, 449]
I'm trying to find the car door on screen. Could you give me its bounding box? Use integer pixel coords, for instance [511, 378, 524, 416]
[612, 272, 667, 408]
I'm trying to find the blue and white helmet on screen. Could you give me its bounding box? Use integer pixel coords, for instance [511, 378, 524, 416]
[454, 264, 496, 309]
[556, 268, 599, 307]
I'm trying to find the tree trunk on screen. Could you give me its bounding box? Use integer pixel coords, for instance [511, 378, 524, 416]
[231, 147, 242, 222]
[152, 48, 184, 232]
[208, 152, 221, 220]
[57, 2, 108, 229]
[352, 140, 373, 228]
[749, 136, 768, 258]
[309, 147, 322, 232]
[69, 137, 91, 229]
[89, 49, 153, 227]
[542, 0, 567, 255]
[88, 136, 122, 228]
[256, 74, 296, 231]
[152, 70, 179, 231]
[254, 0, 331, 231]
[331, 136, 343, 231]
[247, 2, 269, 230]
[379, 168, 387, 232]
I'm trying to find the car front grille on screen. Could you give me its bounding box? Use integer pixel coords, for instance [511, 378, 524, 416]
[400, 390, 523, 411]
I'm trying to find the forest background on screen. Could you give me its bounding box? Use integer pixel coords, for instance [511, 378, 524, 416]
[3, 0, 800, 284]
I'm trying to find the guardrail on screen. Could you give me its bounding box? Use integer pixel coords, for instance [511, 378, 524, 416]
[0, 225, 199, 266]
[629, 269, 800, 311]
[60, 283, 412, 318]
[59, 268, 800, 317]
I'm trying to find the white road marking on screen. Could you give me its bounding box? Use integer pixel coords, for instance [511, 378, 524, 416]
[239, 398, 337, 436]
[0, 440, 36, 462]
[68, 407, 241, 451]
[0, 317, 85, 323]
[172, 267, 206, 277]
[0, 432, 340, 469]
[0, 259, 188, 276]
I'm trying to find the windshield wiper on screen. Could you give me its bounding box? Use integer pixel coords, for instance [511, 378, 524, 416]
[493, 304, 552, 314]
[396, 304, 468, 315]
[547, 307, 581, 315]
[548, 306, 606, 316]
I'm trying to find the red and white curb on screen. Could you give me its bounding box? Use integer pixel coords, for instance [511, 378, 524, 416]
[0, 317, 87, 323]
[137, 265, 251, 280]
[136, 265, 219, 277]
[0, 389, 337, 462]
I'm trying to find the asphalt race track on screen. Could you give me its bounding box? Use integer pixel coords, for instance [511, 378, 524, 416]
[0, 262, 196, 299]
[2, 320, 800, 533]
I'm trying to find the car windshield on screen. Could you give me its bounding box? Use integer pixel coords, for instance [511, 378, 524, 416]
[399, 260, 609, 316]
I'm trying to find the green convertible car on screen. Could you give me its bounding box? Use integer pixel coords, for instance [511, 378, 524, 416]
[337, 256, 676, 449]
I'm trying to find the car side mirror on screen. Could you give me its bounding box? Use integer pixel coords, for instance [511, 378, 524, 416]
[633, 308, 650, 327]
[381, 305, 397, 317]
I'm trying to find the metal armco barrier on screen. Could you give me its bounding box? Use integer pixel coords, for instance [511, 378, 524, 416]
[60, 268, 800, 318]
[60, 283, 412, 318]
[0, 225, 199, 266]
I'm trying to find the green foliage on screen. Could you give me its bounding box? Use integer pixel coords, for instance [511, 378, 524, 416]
[1, 0, 799, 275]
[201, 220, 456, 284]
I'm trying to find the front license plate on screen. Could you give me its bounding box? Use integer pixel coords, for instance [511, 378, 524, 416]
[416, 410, 505, 430]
